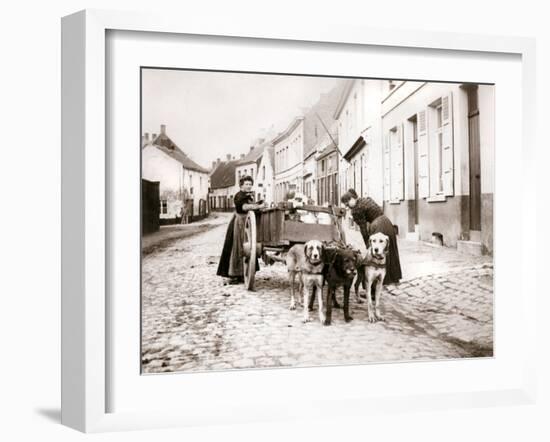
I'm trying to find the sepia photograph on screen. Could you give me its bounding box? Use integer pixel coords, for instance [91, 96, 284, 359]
[140, 68, 494, 374]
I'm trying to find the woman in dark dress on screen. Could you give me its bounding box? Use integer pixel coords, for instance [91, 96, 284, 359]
[217, 175, 265, 284]
[341, 189, 402, 284]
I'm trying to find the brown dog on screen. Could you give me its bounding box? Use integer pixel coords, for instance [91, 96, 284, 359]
[286, 240, 325, 323]
[355, 232, 389, 322]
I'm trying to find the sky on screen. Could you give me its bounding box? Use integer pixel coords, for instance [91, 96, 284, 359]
[141, 69, 340, 169]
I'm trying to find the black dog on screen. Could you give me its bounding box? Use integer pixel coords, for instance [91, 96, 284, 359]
[321, 247, 358, 325]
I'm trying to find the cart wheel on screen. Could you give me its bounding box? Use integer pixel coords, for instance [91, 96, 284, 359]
[243, 210, 257, 290]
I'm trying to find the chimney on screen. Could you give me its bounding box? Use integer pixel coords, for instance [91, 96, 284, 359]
[240, 153, 245, 159]
[152, 133, 157, 141]
[144, 133, 150, 142]
[250, 146, 254, 151]
[212, 161, 216, 170]
[226, 154, 231, 161]
[216, 158, 221, 165]
[160, 124, 166, 135]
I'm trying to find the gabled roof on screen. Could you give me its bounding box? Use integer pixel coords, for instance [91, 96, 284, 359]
[266, 144, 275, 167]
[333, 79, 356, 120]
[210, 160, 238, 189]
[147, 133, 209, 174]
[237, 144, 266, 166]
[271, 117, 304, 145]
[303, 80, 348, 159]
[317, 140, 338, 161]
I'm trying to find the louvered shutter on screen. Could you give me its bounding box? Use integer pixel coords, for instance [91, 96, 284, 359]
[383, 133, 391, 201]
[417, 110, 429, 198]
[441, 93, 454, 196]
[391, 124, 404, 201]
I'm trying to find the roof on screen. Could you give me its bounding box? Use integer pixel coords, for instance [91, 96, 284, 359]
[266, 144, 275, 167]
[210, 160, 238, 189]
[271, 118, 304, 145]
[237, 143, 267, 166]
[148, 133, 209, 174]
[317, 142, 338, 161]
[333, 79, 356, 119]
[302, 80, 348, 159]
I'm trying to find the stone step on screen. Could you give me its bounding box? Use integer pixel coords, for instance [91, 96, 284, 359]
[457, 240, 484, 256]
[406, 231, 420, 241]
[470, 230, 481, 242]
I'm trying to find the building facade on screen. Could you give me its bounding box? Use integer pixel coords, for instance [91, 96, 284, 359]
[316, 143, 339, 206]
[142, 125, 210, 223]
[335, 79, 384, 206]
[256, 145, 275, 205]
[273, 118, 305, 202]
[380, 81, 494, 253]
[209, 155, 239, 211]
[302, 150, 317, 205]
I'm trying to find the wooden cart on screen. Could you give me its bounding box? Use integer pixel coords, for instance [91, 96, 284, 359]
[242, 203, 347, 290]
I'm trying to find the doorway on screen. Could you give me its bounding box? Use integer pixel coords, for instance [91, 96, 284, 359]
[465, 85, 481, 236]
[407, 115, 419, 234]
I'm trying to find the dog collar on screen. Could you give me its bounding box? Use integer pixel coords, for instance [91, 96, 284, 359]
[365, 258, 386, 269]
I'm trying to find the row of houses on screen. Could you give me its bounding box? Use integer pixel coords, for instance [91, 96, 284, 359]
[141, 125, 210, 231]
[210, 79, 494, 255]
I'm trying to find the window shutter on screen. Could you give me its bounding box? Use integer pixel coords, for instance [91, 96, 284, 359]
[417, 110, 429, 198]
[390, 127, 402, 201]
[394, 124, 404, 200]
[383, 132, 391, 201]
[441, 93, 454, 196]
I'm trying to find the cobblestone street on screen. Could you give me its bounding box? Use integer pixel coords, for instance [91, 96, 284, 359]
[141, 213, 493, 373]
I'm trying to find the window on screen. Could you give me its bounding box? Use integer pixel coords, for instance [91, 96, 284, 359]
[160, 200, 168, 214]
[262, 166, 266, 180]
[286, 146, 289, 168]
[419, 93, 454, 200]
[435, 104, 444, 194]
[429, 95, 453, 198]
[384, 125, 404, 202]
[251, 169, 254, 180]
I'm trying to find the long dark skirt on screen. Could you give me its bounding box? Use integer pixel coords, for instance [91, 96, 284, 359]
[217, 213, 259, 278]
[361, 215, 402, 284]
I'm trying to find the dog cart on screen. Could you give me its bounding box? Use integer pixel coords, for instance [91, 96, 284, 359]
[242, 203, 347, 290]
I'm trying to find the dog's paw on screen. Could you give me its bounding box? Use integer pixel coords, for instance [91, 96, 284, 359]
[319, 314, 326, 325]
[289, 300, 296, 310]
[367, 311, 376, 323]
[302, 315, 312, 324]
[375, 311, 385, 322]
[323, 318, 332, 326]
[333, 302, 341, 309]
[345, 315, 353, 323]
[355, 296, 363, 304]
[360, 293, 367, 299]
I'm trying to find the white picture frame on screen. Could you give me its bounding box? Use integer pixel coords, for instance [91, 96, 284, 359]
[61, 9, 537, 433]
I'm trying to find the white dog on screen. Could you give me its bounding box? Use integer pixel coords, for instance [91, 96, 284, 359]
[285, 240, 325, 324]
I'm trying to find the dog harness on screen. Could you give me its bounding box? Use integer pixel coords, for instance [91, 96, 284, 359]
[364, 259, 386, 269]
[363, 255, 386, 269]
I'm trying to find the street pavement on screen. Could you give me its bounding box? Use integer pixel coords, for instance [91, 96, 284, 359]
[141, 212, 493, 373]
